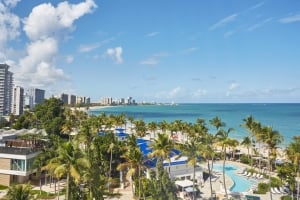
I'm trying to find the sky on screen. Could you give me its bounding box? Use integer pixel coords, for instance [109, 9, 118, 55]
[0, 0, 300, 103]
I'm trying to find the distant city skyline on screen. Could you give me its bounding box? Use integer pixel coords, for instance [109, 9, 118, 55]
[0, 0, 300, 103]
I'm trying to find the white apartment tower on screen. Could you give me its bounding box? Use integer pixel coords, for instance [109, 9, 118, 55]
[0, 64, 13, 116]
[12, 86, 24, 116]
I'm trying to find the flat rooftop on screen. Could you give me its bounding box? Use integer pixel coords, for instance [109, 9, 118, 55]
[0, 147, 39, 155]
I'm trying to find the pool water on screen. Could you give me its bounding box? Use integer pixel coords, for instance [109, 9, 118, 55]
[213, 164, 257, 192]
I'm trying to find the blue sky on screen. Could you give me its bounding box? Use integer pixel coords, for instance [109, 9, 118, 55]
[1, 0, 300, 103]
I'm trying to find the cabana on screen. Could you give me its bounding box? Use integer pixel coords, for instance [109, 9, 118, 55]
[175, 180, 197, 199]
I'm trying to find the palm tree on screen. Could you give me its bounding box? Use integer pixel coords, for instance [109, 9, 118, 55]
[117, 147, 145, 199]
[200, 133, 215, 197]
[261, 126, 283, 200]
[147, 121, 157, 139]
[286, 136, 300, 200]
[178, 139, 202, 200]
[215, 127, 235, 200]
[241, 136, 252, 158]
[150, 133, 175, 177]
[158, 120, 169, 134]
[6, 184, 33, 200]
[47, 141, 90, 200]
[134, 119, 147, 137]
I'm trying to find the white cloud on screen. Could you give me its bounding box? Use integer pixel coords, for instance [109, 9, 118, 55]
[226, 82, 239, 96]
[155, 87, 186, 99]
[228, 82, 239, 90]
[15, 0, 97, 89]
[192, 89, 207, 97]
[209, 14, 238, 31]
[23, 0, 97, 40]
[140, 52, 169, 65]
[3, 0, 20, 8]
[279, 14, 300, 24]
[140, 57, 159, 65]
[145, 32, 159, 37]
[181, 47, 198, 54]
[105, 47, 123, 64]
[65, 55, 74, 64]
[79, 43, 101, 53]
[0, 1, 20, 47]
[78, 37, 115, 52]
[246, 18, 273, 31]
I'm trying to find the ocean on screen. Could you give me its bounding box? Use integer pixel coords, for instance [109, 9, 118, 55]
[89, 103, 300, 145]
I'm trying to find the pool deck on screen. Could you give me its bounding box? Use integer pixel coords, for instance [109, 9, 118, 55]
[199, 160, 286, 200]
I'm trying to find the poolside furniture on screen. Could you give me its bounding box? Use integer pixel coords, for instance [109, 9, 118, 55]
[271, 187, 277, 194]
[255, 173, 260, 179]
[279, 187, 287, 194]
[246, 172, 252, 177]
[258, 174, 264, 179]
[252, 173, 257, 178]
[274, 187, 281, 194]
[242, 171, 248, 176]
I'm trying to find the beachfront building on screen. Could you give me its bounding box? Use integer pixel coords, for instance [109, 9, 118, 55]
[0, 129, 42, 186]
[0, 64, 13, 116]
[11, 86, 24, 116]
[137, 138, 203, 181]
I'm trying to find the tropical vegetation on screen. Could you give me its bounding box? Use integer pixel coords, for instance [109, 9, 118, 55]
[3, 98, 299, 200]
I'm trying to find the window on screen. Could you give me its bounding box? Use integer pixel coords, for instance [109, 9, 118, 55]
[11, 159, 26, 171]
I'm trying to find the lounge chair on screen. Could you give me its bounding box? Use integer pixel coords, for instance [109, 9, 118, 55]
[271, 187, 277, 194]
[252, 173, 257, 178]
[255, 173, 260, 179]
[246, 172, 252, 177]
[279, 187, 287, 194]
[274, 187, 281, 194]
[242, 171, 248, 176]
[283, 186, 291, 193]
[258, 174, 264, 179]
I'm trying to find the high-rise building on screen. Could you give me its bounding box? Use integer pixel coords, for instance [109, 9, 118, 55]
[60, 93, 68, 104]
[0, 64, 13, 116]
[12, 86, 24, 116]
[29, 88, 45, 109]
[68, 94, 76, 105]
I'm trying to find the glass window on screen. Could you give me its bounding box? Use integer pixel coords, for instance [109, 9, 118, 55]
[11, 159, 26, 171]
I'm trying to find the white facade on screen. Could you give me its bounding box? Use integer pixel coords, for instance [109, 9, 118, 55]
[12, 86, 24, 116]
[0, 64, 13, 116]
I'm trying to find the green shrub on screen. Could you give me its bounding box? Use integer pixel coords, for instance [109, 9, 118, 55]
[281, 196, 292, 200]
[254, 183, 269, 194]
[0, 185, 8, 190]
[240, 155, 251, 164]
[270, 177, 282, 187]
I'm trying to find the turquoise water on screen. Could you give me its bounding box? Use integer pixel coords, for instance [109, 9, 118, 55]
[213, 164, 257, 192]
[89, 103, 300, 145]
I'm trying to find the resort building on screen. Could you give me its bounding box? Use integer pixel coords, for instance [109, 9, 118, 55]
[112, 129, 203, 184]
[11, 86, 24, 116]
[0, 64, 13, 116]
[0, 129, 43, 186]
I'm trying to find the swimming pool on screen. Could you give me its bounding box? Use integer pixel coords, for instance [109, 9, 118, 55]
[213, 164, 257, 192]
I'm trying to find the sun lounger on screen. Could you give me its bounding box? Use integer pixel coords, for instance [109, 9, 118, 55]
[284, 186, 291, 193]
[271, 187, 277, 194]
[258, 174, 264, 179]
[241, 171, 248, 176]
[274, 187, 281, 194]
[255, 173, 260, 179]
[279, 187, 287, 194]
[252, 173, 257, 178]
[246, 172, 252, 177]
